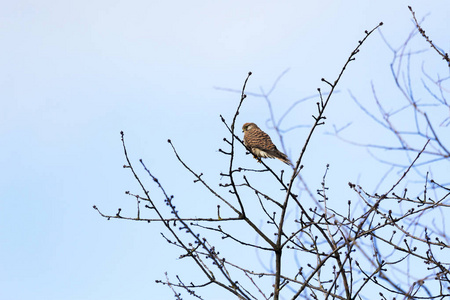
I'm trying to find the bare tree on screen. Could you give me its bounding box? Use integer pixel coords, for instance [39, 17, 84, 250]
[94, 7, 450, 300]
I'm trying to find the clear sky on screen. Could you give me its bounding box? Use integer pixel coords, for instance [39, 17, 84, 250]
[1, 1, 449, 299]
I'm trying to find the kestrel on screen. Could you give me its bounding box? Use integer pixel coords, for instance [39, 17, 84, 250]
[242, 122, 291, 165]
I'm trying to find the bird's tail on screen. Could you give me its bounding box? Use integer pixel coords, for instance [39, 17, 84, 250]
[277, 152, 293, 166]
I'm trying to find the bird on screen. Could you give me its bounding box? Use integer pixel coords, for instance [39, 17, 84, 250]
[242, 122, 291, 165]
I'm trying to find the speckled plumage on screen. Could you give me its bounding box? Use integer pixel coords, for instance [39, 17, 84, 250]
[242, 122, 291, 165]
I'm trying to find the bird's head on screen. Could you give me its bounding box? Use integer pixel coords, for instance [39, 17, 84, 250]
[242, 122, 258, 132]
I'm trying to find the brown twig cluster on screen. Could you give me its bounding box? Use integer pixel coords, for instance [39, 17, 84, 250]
[408, 6, 450, 67]
[94, 8, 450, 300]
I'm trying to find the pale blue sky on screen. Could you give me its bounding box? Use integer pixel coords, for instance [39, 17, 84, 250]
[1, 1, 449, 299]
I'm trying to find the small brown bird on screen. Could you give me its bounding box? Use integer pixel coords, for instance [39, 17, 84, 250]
[242, 122, 291, 165]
